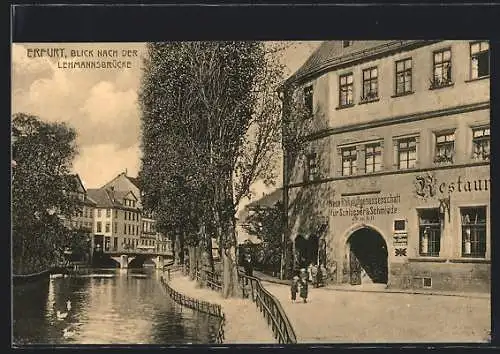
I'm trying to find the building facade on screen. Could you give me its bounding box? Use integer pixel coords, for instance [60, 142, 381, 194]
[101, 171, 171, 255]
[87, 187, 142, 255]
[282, 40, 490, 292]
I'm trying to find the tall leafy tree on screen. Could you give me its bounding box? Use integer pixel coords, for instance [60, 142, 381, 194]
[139, 42, 285, 297]
[12, 113, 79, 274]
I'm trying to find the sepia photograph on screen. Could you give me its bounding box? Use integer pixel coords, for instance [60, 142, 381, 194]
[11, 38, 491, 345]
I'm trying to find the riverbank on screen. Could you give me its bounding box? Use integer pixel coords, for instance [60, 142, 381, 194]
[166, 273, 276, 344]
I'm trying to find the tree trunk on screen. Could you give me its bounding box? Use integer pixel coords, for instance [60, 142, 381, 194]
[188, 245, 197, 280]
[221, 218, 240, 298]
[174, 232, 181, 265]
[206, 235, 215, 273]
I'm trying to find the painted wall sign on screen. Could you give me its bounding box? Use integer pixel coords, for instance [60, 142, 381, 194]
[328, 193, 401, 222]
[393, 233, 408, 247]
[414, 173, 490, 199]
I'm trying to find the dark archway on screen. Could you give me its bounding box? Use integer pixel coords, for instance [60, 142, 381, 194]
[294, 234, 319, 270]
[347, 227, 388, 285]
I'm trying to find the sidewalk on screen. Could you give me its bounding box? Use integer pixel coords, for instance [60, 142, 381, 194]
[167, 272, 276, 344]
[260, 281, 491, 343]
[251, 270, 490, 299]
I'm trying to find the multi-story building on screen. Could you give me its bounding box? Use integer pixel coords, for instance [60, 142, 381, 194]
[281, 40, 490, 292]
[87, 187, 141, 256]
[61, 174, 96, 245]
[101, 171, 171, 254]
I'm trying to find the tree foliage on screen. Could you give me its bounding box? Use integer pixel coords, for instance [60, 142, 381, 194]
[242, 201, 284, 272]
[12, 113, 80, 274]
[138, 41, 285, 297]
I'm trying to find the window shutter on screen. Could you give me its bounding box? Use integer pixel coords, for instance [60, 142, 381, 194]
[336, 147, 342, 176]
[358, 145, 366, 174]
[414, 135, 420, 168]
[379, 140, 385, 170]
[393, 139, 399, 169]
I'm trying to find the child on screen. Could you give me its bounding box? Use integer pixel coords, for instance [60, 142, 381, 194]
[290, 276, 299, 302]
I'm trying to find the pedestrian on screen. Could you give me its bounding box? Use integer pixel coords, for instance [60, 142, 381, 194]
[243, 252, 253, 285]
[299, 268, 309, 303]
[290, 276, 299, 303]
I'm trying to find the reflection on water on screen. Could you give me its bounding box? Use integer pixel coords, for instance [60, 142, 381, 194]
[13, 268, 220, 345]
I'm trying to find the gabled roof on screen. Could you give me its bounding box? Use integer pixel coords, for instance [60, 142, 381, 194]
[87, 189, 114, 208]
[127, 176, 141, 190]
[285, 40, 433, 87]
[66, 173, 86, 194]
[246, 189, 283, 209]
[87, 188, 139, 209]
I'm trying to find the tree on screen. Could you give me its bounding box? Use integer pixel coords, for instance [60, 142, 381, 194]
[12, 113, 79, 274]
[242, 201, 284, 275]
[138, 42, 285, 297]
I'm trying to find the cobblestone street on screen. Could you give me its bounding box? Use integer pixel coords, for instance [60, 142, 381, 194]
[262, 282, 490, 343]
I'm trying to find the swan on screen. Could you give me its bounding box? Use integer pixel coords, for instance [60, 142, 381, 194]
[56, 310, 68, 320]
[62, 327, 76, 338]
[66, 300, 72, 312]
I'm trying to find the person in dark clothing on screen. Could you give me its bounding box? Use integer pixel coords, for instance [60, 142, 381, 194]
[290, 276, 299, 302]
[243, 253, 253, 284]
[299, 268, 309, 303]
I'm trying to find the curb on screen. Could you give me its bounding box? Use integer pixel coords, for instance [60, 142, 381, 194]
[255, 275, 490, 300]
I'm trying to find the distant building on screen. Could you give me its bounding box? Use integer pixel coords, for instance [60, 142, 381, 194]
[87, 187, 141, 255]
[101, 171, 171, 254]
[61, 174, 96, 239]
[281, 40, 490, 292]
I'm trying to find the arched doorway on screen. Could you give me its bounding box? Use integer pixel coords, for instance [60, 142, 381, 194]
[346, 227, 388, 285]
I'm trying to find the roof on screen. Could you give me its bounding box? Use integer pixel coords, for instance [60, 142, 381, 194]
[127, 176, 141, 190]
[66, 173, 86, 194]
[246, 189, 283, 209]
[87, 188, 139, 208]
[285, 40, 433, 87]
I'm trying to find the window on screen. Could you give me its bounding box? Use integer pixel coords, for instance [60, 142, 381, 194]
[471, 41, 489, 79]
[431, 49, 452, 89]
[419, 209, 441, 257]
[461, 207, 487, 258]
[113, 237, 118, 251]
[106, 208, 111, 218]
[303, 85, 313, 116]
[362, 67, 378, 101]
[342, 40, 352, 48]
[105, 237, 110, 252]
[397, 137, 417, 170]
[128, 224, 131, 235]
[395, 58, 412, 95]
[341, 146, 357, 176]
[97, 209, 101, 217]
[365, 143, 382, 173]
[114, 222, 117, 234]
[434, 132, 455, 164]
[115, 210, 118, 219]
[96, 221, 102, 233]
[306, 153, 319, 181]
[105, 222, 110, 233]
[339, 73, 354, 107]
[472, 127, 490, 160]
[124, 224, 127, 235]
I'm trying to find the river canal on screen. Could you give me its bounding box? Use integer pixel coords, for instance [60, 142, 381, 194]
[13, 268, 220, 345]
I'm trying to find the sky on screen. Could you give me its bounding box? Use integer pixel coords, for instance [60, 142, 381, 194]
[11, 41, 322, 209]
